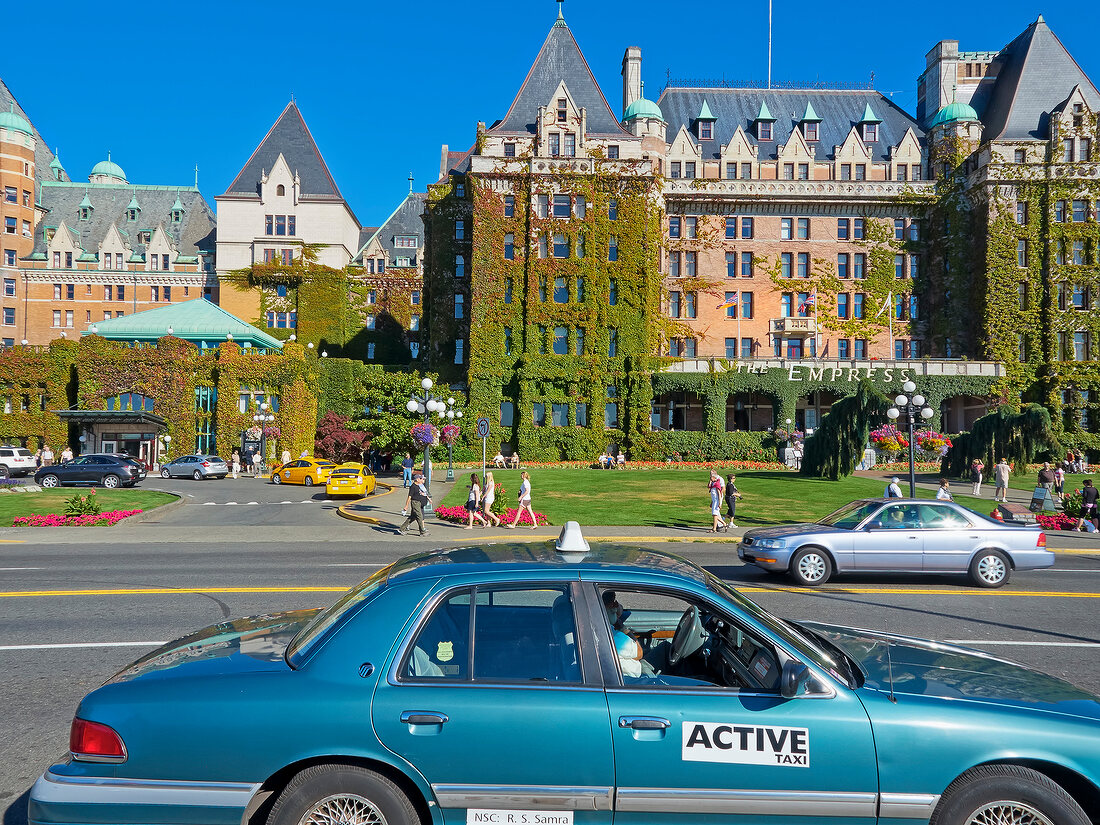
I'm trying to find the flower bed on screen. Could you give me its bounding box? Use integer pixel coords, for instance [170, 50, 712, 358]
[446, 460, 788, 471]
[13, 509, 143, 527]
[433, 504, 550, 527]
[1036, 513, 1078, 531]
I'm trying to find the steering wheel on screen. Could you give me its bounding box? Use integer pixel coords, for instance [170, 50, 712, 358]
[668, 605, 703, 666]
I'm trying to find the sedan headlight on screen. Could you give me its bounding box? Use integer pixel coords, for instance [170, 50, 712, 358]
[753, 538, 787, 550]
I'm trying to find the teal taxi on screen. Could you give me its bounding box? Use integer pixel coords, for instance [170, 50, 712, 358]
[30, 524, 1100, 825]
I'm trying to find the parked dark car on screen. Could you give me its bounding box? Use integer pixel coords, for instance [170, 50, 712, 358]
[35, 454, 146, 489]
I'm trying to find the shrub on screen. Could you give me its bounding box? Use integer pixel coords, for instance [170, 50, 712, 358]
[64, 490, 102, 516]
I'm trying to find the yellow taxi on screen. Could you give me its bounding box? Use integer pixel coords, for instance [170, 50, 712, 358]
[325, 464, 376, 498]
[270, 457, 337, 487]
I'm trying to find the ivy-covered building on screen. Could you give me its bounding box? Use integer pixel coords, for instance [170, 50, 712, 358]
[916, 16, 1100, 451]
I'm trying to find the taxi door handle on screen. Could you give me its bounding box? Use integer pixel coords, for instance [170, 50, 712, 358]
[401, 711, 449, 725]
[619, 716, 670, 730]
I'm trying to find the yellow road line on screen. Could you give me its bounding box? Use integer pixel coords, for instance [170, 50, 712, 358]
[0, 539, 25, 544]
[737, 586, 1100, 597]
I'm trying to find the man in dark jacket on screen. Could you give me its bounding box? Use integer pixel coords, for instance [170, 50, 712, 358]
[398, 473, 431, 536]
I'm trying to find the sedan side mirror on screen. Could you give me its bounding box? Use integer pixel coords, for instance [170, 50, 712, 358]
[866, 521, 882, 530]
[780, 660, 811, 698]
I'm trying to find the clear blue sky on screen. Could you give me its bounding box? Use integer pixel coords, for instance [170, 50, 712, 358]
[8, 1, 1098, 228]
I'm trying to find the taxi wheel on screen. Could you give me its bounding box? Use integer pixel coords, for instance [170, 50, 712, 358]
[969, 549, 1010, 588]
[267, 764, 417, 825]
[304, 476, 314, 487]
[788, 547, 832, 586]
[272, 473, 282, 485]
[931, 765, 1088, 825]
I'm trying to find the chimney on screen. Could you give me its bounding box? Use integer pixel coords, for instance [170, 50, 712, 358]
[438, 144, 450, 182]
[622, 47, 642, 118]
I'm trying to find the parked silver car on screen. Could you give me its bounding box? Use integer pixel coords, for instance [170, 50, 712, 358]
[159, 454, 229, 480]
[739, 498, 1053, 588]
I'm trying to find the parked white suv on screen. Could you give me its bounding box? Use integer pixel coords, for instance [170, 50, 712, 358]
[0, 446, 37, 477]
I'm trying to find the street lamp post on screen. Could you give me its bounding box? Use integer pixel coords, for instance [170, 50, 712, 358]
[405, 379, 462, 504]
[252, 402, 275, 471]
[887, 380, 935, 497]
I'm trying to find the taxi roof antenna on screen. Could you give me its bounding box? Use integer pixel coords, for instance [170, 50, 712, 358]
[884, 621, 898, 704]
[556, 521, 591, 561]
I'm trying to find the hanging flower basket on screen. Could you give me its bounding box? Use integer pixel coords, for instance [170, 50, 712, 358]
[439, 423, 461, 446]
[410, 422, 439, 448]
[870, 424, 909, 455]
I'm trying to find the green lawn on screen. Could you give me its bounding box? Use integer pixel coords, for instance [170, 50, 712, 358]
[0, 489, 178, 526]
[440, 469, 990, 528]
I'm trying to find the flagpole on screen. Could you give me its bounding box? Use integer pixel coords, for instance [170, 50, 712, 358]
[813, 289, 819, 357]
[889, 291, 894, 356]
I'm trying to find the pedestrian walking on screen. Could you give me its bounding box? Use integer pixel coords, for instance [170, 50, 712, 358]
[60, 445, 73, 463]
[1078, 478, 1099, 532]
[505, 470, 537, 529]
[482, 471, 501, 527]
[970, 458, 985, 496]
[1038, 462, 1055, 495]
[464, 473, 489, 529]
[398, 472, 431, 536]
[231, 450, 241, 478]
[723, 473, 742, 529]
[251, 450, 263, 476]
[708, 470, 726, 532]
[1054, 464, 1065, 500]
[884, 477, 903, 498]
[281, 448, 291, 466]
[936, 478, 953, 501]
[401, 452, 414, 488]
[41, 444, 54, 466]
[993, 458, 1010, 502]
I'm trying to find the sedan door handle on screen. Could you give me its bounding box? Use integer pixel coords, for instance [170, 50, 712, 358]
[619, 716, 671, 730]
[401, 711, 449, 725]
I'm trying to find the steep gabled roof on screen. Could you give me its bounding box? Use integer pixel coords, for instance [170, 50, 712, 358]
[356, 192, 427, 261]
[657, 88, 922, 162]
[489, 17, 629, 137]
[977, 16, 1100, 141]
[0, 77, 68, 199]
[224, 102, 344, 199]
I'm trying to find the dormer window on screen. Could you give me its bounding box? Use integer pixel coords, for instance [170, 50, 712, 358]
[80, 208, 91, 220]
[277, 184, 285, 196]
[557, 98, 567, 123]
[395, 235, 418, 248]
[863, 123, 878, 142]
[172, 210, 183, 222]
[758, 122, 772, 141]
[127, 209, 138, 221]
[805, 122, 819, 141]
[699, 121, 712, 140]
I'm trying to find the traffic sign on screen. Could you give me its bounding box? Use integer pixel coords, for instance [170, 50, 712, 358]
[476, 417, 490, 438]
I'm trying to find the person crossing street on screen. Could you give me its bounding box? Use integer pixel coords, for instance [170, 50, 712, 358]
[398, 472, 431, 536]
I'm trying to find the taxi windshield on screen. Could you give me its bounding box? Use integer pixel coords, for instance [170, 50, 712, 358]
[287, 565, 392, 666]
[818, 501, 881, 529]
[706, 573, 860, 687]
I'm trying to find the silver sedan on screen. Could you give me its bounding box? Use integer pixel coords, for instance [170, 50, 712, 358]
[739, 498, 1053, 588]
[159, 454, 229, 480]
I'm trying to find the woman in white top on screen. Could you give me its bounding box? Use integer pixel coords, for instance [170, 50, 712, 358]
[936, 478, 953, 501]
[506, 471, 537, 529]
[464, 473, 488, 529]
[481, 471, 501, 527]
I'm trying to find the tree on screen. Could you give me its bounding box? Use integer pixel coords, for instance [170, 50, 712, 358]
[349, 367, 463, 456]
[941, 404, 1056, 478]
[800, 381, 889, 480]
[314, 412, 368, 462]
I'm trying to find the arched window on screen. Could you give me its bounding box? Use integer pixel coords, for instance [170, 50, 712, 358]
[276, 184, 285, 196]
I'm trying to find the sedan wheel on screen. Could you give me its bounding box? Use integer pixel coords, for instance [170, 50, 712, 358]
[193, 470, 203, 481]
[102, 474, 121, 489]
[161, 468, 171, 478]
[788, 547, 832, 586]
[931, 765, 1088, 825]
[969, 549, 1010, 588]
[40, 474, 60, 488]
[267, 765, 416, 825]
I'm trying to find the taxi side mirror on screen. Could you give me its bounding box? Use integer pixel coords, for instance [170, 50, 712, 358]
[780, 660, 811, 698]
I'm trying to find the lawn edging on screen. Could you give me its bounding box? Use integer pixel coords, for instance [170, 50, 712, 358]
[114, 493, 184, 526]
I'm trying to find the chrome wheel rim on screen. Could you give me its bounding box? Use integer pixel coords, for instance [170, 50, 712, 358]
[797, 553, 827, 582]
[977, 554, 1006, 584]
[967, 801, 1054, 825]
[297, 793, 387, 825]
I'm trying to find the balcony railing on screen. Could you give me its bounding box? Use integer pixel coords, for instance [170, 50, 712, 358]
[769, 318, 817, 336]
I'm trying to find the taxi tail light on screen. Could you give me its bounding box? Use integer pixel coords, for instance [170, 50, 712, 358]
[70, 718, 126, 761]
[1037, 532, 1047, 548]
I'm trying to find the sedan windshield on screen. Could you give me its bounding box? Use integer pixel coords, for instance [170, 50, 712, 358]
[286, 565, 392, 666]
[819, 501, 881, 529]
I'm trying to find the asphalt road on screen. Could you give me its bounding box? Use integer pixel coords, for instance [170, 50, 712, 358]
[2, 476, 1099, 823]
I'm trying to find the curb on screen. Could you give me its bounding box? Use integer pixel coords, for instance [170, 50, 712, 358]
[336, 482, 399, 526]
[115, 493, 186, 526]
